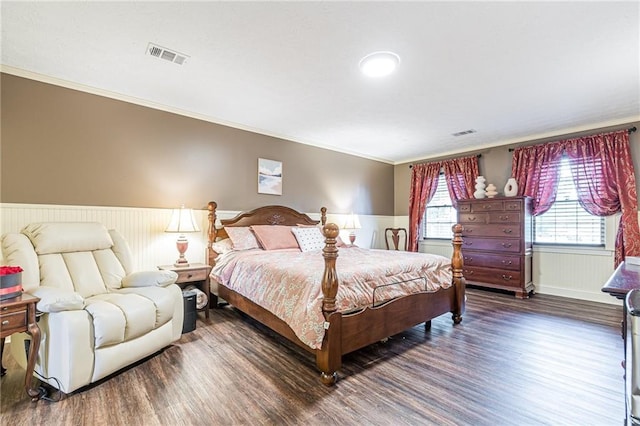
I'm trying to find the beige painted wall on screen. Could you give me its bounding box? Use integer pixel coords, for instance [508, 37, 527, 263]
[0, 73, 394, 216]
[394, 121, 640, 215]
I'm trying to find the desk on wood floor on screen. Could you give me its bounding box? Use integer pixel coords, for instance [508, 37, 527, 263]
[602, 261, 640, 425]
[602, 261, 640, 338]
[602, 261, 640, 340]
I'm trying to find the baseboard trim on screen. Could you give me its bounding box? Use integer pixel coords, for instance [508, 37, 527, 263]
[536, 284, 620, 305]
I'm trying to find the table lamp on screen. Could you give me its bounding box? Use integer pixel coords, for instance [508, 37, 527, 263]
[342, 213, 361, 245]
[165, 206, 200, 267]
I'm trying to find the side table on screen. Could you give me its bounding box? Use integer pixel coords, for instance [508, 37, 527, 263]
[0, 293, 42, 401]
[602, 261, 640, 340]
[158, 263, 211, 319]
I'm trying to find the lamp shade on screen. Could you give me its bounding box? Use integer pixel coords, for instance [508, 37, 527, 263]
[165, 206, 200, 233]
[342, 213, 361, 230]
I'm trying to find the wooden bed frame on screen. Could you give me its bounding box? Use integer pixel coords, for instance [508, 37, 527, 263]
[206, 201, 465, 386]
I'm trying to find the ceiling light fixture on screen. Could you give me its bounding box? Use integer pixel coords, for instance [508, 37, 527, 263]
[359, 51, 400, 78]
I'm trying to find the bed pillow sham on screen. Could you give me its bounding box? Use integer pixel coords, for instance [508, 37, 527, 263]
[296, 223, 348, 247]
[225, 226, 261, 250]
[210, 238, 234, 254]
[291, 226, 325, 252]
[250, 225, 300, 250]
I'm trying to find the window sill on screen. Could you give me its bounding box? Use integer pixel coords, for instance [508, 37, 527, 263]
[533, 244, 612, 257]
[419, 239, 451, 247]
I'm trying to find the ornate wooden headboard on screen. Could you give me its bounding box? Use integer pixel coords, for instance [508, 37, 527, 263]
[206, 201, 327, 265]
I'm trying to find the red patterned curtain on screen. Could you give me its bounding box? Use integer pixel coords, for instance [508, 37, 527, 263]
[408, 162, 441, 252]
[511, 141, 564, 215]
[564, 130, 640, 266]
[443, 155, 479, 208]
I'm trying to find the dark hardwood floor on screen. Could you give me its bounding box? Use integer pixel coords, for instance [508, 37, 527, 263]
[0, 288, 624, 425]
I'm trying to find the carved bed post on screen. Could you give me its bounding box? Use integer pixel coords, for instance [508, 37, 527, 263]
[317, 222, 341, 386]
[451, 223, 465, 324]
[207, 202, 218, 264]
[207, 202, 219, 307]
[320, 207, 327, 226]
[321, 223, 339, 314]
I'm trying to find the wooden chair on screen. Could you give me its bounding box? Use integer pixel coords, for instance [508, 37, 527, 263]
[385, 228, 407, 251]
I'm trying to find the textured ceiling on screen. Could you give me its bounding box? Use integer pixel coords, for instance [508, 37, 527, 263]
[1, 1, 639, 164]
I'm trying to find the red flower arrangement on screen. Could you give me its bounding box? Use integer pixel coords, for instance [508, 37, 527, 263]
[0, 266, 23, 300]
[0, 266, 23, 275]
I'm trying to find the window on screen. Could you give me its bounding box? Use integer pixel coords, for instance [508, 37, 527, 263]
[423, 173, 457, 239]
[533, 156, 604, 245]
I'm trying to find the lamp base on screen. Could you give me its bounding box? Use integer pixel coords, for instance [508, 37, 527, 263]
[349, 232, 356, 245]
[175, 236, 190, 268]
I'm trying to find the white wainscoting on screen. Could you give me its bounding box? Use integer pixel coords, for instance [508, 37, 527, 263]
[402, 215, 620, 305]
[0, 203, 206, 271]
[2, 204, 619, 304]
[418, 239, 617, 304]
[0, 204, 393, 270]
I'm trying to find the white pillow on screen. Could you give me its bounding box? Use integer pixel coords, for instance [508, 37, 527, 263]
[225, 227, 261, 250]
[292, 226, 325, 252]
[211, 238, 233, 254]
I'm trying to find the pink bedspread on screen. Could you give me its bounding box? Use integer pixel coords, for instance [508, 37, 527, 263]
[211, 247, 452, 349]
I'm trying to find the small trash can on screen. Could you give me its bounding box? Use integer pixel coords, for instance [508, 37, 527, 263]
[182, 289, 197, 334]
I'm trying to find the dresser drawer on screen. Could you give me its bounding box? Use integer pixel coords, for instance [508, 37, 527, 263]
[462, 237, 521, 253]
[462, 266, 523, 287]
[458, 213, 488, 224]
[0, 308, 27, 334]
[504, 200, 523, 211]
[462, 224, 521, 238]
[175, 268, 209, 284]
[462, 253, 521, 271]
[459, 201, 506, 212]
[488, 212, 521, 224]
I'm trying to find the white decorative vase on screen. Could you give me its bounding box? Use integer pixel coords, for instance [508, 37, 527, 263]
[504, 177, 518, 197]
[474, 176, 486, 199]
[485, 183, 498, 198]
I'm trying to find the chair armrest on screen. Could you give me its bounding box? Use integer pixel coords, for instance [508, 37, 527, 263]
[29, 287, 85, 313]
[122, 270, 178, 288]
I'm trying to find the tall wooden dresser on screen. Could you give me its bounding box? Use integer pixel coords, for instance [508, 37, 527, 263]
[457, 196, 534, 298]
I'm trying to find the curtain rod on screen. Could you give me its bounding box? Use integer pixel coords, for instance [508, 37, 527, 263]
[409, 153, 481, 168]
[507, 126, 637, 152]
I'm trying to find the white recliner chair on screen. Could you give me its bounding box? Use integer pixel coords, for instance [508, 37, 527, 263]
[1, 222, 184, 394]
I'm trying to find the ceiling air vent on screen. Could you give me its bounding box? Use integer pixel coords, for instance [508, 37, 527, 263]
[451, 129, 477, 137]
[147, 43, 189, 65]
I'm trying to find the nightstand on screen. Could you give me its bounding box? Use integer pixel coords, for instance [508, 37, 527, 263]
[158, 263, 211, 319]
[0, 293, 42, 401]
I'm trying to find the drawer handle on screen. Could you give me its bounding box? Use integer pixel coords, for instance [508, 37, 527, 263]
[501, 243, 512, 248]
[500, 215, 509, 221]
[465, 241, 473, 246]
[1, 320, 8, 326]
[502, 274, 513, 281]
[464, 270, 474, 275]
[482, 205, 491, 209]
[466, 229, 473, 233]
[468, 216, 477, 221]
[1, 306, 7, 311]
[503, 229, 512, 234]
[187, 274, 193, 279]
[501, 260, 513, 265]
[464, 256, 473, 262]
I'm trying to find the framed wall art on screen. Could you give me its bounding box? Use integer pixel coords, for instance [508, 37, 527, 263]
[258, 158, 282, 195]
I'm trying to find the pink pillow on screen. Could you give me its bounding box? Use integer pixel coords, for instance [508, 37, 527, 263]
[250, 225, 299, 250]
[225, 227, 261, 250]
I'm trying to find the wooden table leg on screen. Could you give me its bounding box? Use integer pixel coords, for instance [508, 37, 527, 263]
[25, 303, 42, 401]
[0, 336, 6, 376]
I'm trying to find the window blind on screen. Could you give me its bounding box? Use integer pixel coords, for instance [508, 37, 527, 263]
[534, 156, 605, 245]
[423, 173, 456, 239]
